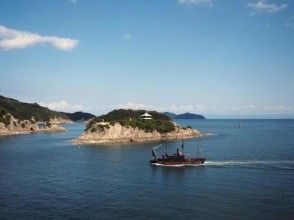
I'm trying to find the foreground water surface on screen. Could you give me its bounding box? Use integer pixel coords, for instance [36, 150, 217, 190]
[0, 119, 293, 219]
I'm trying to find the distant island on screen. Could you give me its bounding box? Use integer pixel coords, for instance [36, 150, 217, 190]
[60, 111, 96, 122]
[163, 112, 206, 120]
[74, 109, 203, 145]
[0, 95, 95, 136]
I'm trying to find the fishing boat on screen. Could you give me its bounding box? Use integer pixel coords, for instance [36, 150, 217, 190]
[149, 139, 205, 166]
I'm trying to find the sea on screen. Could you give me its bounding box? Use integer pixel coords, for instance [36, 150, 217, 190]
[0, 119, 293, 219]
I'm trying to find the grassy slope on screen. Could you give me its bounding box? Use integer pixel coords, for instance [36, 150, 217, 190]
[0, 95, 68, 121]
[60, 111, 96, 122]
[87, 109, 175, 133]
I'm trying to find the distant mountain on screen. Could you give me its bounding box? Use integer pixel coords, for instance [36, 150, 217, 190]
[62, 111, 96, 122]
[162, 112, 177, 119]
[163, 112, 205, 120]
[0, 95, 95, 122]
[176, 113, 205, 119]
[0, 95, 68, 121]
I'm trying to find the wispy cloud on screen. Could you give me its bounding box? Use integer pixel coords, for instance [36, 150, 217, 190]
[0, 25, 78, 50]
[68, 0, 78, 4]
[248, 0, 287, 13]
[123, 33, 132, 40]
[116, 102, 294, 115]
[39, 100, 87, 112]
[118, 102, 153, 110]
[286, 15, 294, 28]
[116, 102, 193, 114]
[178, 0, 212, 6]
[286, 21, 294, 28]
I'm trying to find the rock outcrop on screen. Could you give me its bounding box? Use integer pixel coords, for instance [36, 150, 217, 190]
[49, 117, 72, 125]
[74, 122, 203, 145]
[0, 114, 65, 136]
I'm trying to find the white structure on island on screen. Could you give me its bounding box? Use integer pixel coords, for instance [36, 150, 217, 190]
[141, 112, 152, 120]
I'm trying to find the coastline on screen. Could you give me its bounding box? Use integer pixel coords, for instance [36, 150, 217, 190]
[73, 134, 204, 145]
[73, 123, 204, 145]
[0, 125, 66, 136]
[0, 115, 68, 137]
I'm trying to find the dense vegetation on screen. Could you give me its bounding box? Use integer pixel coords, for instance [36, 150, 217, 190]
[0, 95, 97, 123]
[0, 110, 11, 126]
[0, 95, 68, 121]
[61, 111, 96, 122]
[86, 109, 175, 133]
[162, 112, 177, 119]
[163, 112, 205, 119]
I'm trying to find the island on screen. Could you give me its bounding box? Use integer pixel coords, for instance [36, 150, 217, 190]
[163, 112, 206, 120]
[60, 111, 96, 122]
[0, 95, 94, 136]
[74, 109, 203, 145]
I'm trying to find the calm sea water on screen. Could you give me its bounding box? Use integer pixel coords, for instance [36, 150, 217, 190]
[0, 120, 293, 219]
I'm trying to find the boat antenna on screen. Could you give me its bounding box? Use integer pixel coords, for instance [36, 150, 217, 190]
[181, 139, 184, 154]
[152, 144, 162, 159]
[197, 138, 200, 157]
[165, 144, 168, 156]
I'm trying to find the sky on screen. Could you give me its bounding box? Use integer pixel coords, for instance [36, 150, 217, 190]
[0, 0, 293, 118]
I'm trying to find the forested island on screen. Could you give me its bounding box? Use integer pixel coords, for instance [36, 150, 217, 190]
[61, 111, 95, 122]
[0, 95, 95, 136]
[74, 109, 203, 145]
[163, 112, 206, 119]
[0, 95, 203, 141]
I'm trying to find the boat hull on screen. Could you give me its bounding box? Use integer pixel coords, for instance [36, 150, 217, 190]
[150, 158, 205, 166]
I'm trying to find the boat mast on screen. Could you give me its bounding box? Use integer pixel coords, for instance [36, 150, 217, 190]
[165, 144, 168, 156]
[197, 138, 200, 157]
[181, 139, 184, 154]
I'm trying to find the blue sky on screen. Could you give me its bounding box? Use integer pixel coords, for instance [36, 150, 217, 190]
[0, 0, 293, 118]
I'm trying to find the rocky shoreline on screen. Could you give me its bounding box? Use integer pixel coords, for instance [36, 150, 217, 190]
[0, 114, 67, 136]
[74, 123, 203, 145]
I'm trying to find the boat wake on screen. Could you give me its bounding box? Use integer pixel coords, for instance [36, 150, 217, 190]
[204, 160, 294, 170]
[152, 160, 294, 170]
[152, 163, 204, 167]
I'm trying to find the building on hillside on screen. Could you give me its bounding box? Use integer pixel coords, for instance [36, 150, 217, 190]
[141, 112, 152, 120]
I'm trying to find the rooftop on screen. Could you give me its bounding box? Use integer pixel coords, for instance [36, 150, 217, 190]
[141, 112, 152, 117]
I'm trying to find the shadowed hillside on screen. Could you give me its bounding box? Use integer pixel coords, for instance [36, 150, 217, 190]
[163, 112, 205, 120]
[87, 109, 175, 133]
[62, 111, 96, 122]
[0, 95, 68, 121]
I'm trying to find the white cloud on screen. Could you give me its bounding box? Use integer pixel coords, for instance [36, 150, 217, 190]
[115, 102, 294, 115]
[178, 0, 212, 6]
[248, 0, 287, 13]
[0, 25, 78, 50]
[39, 100, 87, 112]
[169, 104, 195, 113]
[39, 100, 68, 111]
[118, 102, 153, 110]
[123, 33, 132, 40]
[117, 102, 207, 113]
[286, 15, 294, 28]
[286, 21, 294, 28]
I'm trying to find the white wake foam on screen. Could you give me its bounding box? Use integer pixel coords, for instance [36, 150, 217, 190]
[152, 163, 205, 167]
[205, 160, 293, 165]
[152, 160, 294, 170]
[204, 160, 294, 170]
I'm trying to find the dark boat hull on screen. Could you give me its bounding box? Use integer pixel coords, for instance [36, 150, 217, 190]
[150, 158, 205, 166]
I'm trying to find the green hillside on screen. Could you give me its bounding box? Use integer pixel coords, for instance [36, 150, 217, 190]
[0, 95, 68, 121]
[87, 109, 175, 133]
[61, 111, 96, 122]
[163, 112, 205, 119]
